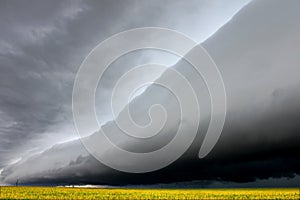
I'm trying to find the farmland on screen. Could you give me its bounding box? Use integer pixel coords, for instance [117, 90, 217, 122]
[0, 187, 299, 199]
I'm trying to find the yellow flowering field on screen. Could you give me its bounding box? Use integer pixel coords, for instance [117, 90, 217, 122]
[0, 187, 299, 199]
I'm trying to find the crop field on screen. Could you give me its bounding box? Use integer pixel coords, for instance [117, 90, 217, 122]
[0, 187, 299, 199]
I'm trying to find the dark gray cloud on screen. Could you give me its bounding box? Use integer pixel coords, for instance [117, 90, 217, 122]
[0, 0, 249, 170]
[3, 0, 300, 188]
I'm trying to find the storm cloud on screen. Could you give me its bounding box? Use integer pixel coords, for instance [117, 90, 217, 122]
[1, 0, 300, 187]
[0, 0, 249, 170]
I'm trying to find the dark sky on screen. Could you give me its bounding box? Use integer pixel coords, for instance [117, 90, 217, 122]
[0, 0, 249, 170]
[1, 0, 300, 187]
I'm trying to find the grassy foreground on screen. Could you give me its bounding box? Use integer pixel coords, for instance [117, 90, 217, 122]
[0, 187, 299, 199]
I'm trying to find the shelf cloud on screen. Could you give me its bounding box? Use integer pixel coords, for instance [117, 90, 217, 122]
[1, 0, 299, 187]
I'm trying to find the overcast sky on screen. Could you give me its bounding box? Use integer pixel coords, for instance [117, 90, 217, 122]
[1, 0, 300, 187]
